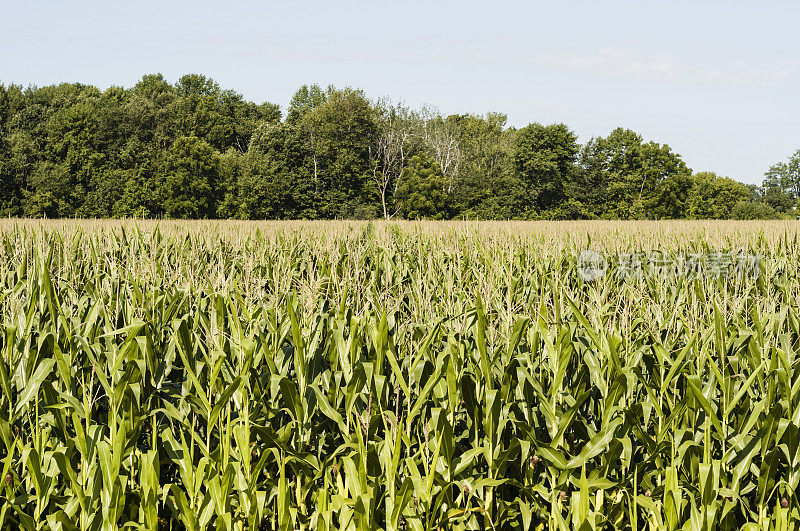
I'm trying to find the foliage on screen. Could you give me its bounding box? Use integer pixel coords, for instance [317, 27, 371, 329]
[396, 154, 451, 219]
[160, 136, 220, 218]
[0, 75, 791, 220]
[577, 129, 692, 219]
[1, 220, 799, 529]
[688, 172, 751, 219]
[731, 200, 780, 220]
[512, 123, 579, 213]
[764, 150, 800, 204]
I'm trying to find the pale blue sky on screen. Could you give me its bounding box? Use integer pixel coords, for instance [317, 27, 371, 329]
[3, 1, 799, 184]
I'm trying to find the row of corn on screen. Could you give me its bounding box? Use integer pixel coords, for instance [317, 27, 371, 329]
[0, 222, 799, 529]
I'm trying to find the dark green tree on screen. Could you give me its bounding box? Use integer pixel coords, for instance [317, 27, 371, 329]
[731, 200, 779, 220]
[296, 87, 378, 218]
[765, 150, 800, 198]
[396, 154, 452, 219]
[761, 151, 800, 213]
[160, 136, 220, 218]
[0, 75, 770, 221]
[234, 122, 314, 219]
[688, 172, 750, 219]
[646, 172, 695, 219]
[286, 84, 328, 125]
[453, 113, 516, 218]
[512, 123, 579, 214]
[578, 128, 691, 219]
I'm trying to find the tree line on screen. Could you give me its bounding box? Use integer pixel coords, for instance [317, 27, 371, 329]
[0, 74, 797, 220]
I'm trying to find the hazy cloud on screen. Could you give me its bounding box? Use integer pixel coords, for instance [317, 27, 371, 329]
[526, 48, 800, 87]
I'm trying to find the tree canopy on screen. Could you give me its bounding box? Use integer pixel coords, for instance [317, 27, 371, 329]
[0, 75, 791, 219]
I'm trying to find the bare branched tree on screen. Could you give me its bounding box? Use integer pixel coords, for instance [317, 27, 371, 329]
[419, 106, 463, 193]
[370, 100, 417, 220]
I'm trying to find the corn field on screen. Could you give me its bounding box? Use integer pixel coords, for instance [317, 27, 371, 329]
[1, 220, 800, 530]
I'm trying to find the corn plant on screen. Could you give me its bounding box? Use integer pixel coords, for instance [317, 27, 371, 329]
[0, 220, 798, 529]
